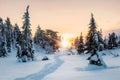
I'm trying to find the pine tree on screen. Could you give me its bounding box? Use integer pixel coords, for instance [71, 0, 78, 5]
[13, 24, 21, 46]
[118, 36, 120, 46]
[34, 25, 45, 47]
[86, 14, 105, 66]
[46, 29, 59, 52]
[85, 13, 97, 53]
[0, 18, 7, 57]
[108, 33, 112, 49]
[97, 29, 104, 51]
[5, 17, 12, 52]
[112, 32, 118, 47]
[77, 32, 84, 54]
[103, 37, 108, 49]
[17, 5, 34, 62]
[108, 32, 118, 49]
[22, 5, 31, 41]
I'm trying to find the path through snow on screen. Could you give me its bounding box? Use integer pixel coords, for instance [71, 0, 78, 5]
[15, 54, 64, 80]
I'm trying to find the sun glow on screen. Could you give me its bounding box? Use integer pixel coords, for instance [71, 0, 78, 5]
[61, 40, 71, 48]
[60, 33, 76, 48]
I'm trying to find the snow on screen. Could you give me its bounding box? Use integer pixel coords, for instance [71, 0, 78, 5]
[16, 54, 64, 80]
[0, 49, 55, 80]
[44, 52, 120, 80]
[0, 48, 120, 80]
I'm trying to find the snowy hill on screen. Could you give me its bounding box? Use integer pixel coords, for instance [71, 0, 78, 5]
[0, 49, 120, 80]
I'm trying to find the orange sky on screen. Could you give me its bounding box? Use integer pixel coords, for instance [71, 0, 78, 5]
[0, 0, 120, 37]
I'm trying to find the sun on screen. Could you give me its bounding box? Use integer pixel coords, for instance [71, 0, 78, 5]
[61, 40, 71, 48]
[60, 33, 75, 48]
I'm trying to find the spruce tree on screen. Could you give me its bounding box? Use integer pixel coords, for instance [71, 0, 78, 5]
[34, 25, 46, 48]
[77, 32, 84, 54]
[5, 17, 12, 52]
[46, 29, 59, 52]
[22, 5, 31, 41]
[13, 24, 21, 46]
[17, 5, 34, 62]
[86, 14, 105, 66]
[0, 18, 7, 56]
[108, 32, 118, 49]
[103, 37, 108, 49]
[85, 13, 97, 53]
[108, 33, 112, 49]
[97, 29, 104, 51]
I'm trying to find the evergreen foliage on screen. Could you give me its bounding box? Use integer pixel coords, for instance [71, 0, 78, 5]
[16, 5, 34, 62]
[108, 32, 118, 49]
[85, 13, 97, 53]
[0, 18, 7, 57]
[85, 13, 105, 66]
[76, 32, 84, 54]
[34, 27, 60, 53]
[5, 17, 12, 52]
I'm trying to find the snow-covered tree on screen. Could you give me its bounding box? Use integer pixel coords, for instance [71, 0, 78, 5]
[45, 29, 60, 52]
[34, 26, 60, 53]
[12, 24, 21, 47]
[85, 14, 104, 53]
[85, 13, 97, 53]
[118, 36, 120, 46]
[108, 32, 118, 49]
[97, 29, 104, 51]
[85, 14, 105, 66]
[87, 33, 105, 66]
[5, 17, 12, 52]
[16, 5, 34, 62]
[0, 18, 7, 57]
[103, 37, 108, 49]
[22, 5, 31, 41]
[77, 32, 84, 54]
[34, 25, 46, 48]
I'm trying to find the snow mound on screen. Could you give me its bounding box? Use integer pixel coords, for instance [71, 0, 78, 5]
[77, 64, 107, 71]
[77, 64, 120, 71]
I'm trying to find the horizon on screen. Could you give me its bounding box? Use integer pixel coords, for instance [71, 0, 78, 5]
[0, 0, 120, 38]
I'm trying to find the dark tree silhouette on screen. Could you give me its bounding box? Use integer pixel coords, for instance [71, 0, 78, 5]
[16, 5, 34, 62]
[5, 17, 13, 52]
[77, 32, 84, 54]
[85, 13, 97, 53]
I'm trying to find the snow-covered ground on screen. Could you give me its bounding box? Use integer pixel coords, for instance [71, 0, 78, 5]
[0, 49, 55, 80]
[0, 48, 120, 80]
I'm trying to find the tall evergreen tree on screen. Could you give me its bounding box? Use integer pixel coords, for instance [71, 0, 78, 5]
[16, 5, 34, 62]
[45, 29, 59, 52]
[34, 26, 60, 53]
[103, 37, 108, 49]
[108, 32, 118, 49]
[86, 14, 105, 66]
[13, 24, 21, 46]
[22, 5, 31, 41]
[5, 17, 12, 52]
[0, 18, 7, 56]
[77, 32, 84, 54]
[34, 25, 45, 47]
[85, 13, 97, 53]
[97, 29, 104, 51]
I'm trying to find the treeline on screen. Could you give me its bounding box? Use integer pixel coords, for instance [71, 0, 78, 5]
[0, 5, 120, 64]
[34, 26, 60, 53]
[74, 13, 120, 54]
[0, 5, 60, 62]
[74, 13, 120, 66]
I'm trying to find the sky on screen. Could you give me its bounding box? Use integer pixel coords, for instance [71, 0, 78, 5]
[0, 0, 120, 37]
